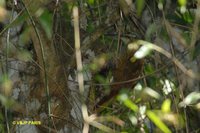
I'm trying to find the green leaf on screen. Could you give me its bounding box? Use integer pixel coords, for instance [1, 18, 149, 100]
[182, 11, 193, 23]
[146, 111, 172, 133]
[178, 0, 187, 13]
[88, 0, 95, 5]
[129, 114, 138, 125]
[178, 0, 187, 6]
[144, 64, 154, 74]
[136, 0, 145, 16]
[87, 23, 95, 33]
[161, 99, 171, 113]
[39, 9, 53, 39]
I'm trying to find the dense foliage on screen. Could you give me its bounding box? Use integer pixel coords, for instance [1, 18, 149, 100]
[0, 0, 199, 133]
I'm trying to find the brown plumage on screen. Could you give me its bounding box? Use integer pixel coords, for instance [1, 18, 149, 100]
[94, 49, 144, 110]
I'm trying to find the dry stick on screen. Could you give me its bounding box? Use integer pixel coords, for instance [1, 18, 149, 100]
[131, 40, 200, 80]
[73, 6, 89, 133]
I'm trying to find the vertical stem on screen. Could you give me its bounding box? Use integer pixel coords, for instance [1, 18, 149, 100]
[73, 6, 89, 133]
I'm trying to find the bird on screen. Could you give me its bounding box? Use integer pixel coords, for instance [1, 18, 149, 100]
[93, 48, 144, 111]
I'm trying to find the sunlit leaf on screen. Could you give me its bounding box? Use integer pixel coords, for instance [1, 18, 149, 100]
[179, 92, 200, 107]
[158, 0, 165, 10]
[178, 0, 187, 13]
[161, 99, 171, 113]
[134, 83, 143, 91]
[143, 87, 161, 99]
[184, 92, 200, 104]
[139, 105, 146, 119]
[146, 110, 172, 133]
[180, 6, 186, 14]
[178, 0, 187, 6]
[117, 93, 139, 112]
[134, 45, 152, 59]
[129, 115, 138, 125]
